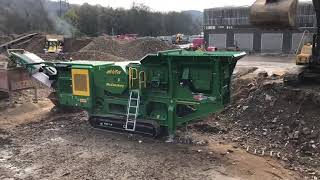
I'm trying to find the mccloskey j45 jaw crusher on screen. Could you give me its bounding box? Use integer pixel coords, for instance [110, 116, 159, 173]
[7, 49, 246, 137]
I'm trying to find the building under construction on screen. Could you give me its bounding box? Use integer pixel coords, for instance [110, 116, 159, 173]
[203, 1, 315, 53]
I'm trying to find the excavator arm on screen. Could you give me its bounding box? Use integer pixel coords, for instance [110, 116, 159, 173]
[251, 0, 320, 64]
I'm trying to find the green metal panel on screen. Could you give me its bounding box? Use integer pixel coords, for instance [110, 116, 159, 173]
[104, 65, 128, 94]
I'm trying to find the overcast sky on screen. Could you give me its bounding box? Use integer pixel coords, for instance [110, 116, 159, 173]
[59, 0, 312, 12]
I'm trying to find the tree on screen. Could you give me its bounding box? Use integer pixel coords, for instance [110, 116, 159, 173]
[64, 9, 79, 26]
[0, 1, 202, 37]
[77, 3, 99, 36]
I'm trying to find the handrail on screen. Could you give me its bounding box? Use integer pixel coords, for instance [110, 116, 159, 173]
[296, 30, 310, 55]
[128, 67, 138, 88]
[139, 71, 147, 89]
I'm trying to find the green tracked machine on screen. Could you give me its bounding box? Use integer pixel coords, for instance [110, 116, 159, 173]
[7, 49, 246, 137]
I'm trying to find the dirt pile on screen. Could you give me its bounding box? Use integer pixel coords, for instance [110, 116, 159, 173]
[3, 34, 176, 61]
[66, 51, 128, 61]
[81, 36, 176, 60]
[125, 38, 177, 59]
[0, 87, 51, 109]
[9, 35, 92, 54]
[10, 34, 46, 53]
[24, 35, 46, 53]
[0, 54, 9, 62]
[0, 35, 12, 45]
[36, 53, 59, 61]
[64, 38, 92, 52]
[205, 72, 320, 178]
[37, 51, 128, 62]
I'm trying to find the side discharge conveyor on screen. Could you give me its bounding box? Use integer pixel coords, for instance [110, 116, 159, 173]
[7, 49, 246, 137]
[8, 49, 57, 88]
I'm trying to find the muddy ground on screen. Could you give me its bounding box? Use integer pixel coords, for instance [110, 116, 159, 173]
[0, 102, 297, 180]
[0, 55, 310, 180]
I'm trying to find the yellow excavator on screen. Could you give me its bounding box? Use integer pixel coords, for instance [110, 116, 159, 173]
[45, 35, 64, 53]
[250, 0, 320, 84]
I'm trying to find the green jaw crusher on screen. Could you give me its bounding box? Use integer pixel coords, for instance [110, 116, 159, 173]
[8, 49, 246, 137]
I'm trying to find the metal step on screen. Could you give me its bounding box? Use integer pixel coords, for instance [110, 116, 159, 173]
[125, 90, 140, 131]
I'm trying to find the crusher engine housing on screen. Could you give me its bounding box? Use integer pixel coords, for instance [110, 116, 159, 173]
[8, 49, 246, 136]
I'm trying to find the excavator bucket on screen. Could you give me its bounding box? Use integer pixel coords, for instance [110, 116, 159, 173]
[250, 0, 298, 27]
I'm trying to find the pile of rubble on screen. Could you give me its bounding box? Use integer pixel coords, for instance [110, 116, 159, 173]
[204, 71, 320, 178]
[36, 51, 128, 62]
[65, 51, 128, 61]
[3, 34, 176, 61]
[63, 37, 92, 52]
[9, 34, 46, 53]
[81, 36, 176, 60]
[125, 37, 177, 59]
[0, 54, 9, 62]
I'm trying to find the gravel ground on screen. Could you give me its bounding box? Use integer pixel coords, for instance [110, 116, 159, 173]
[0, 111, 236, 180]
[195, 57, 320, 179]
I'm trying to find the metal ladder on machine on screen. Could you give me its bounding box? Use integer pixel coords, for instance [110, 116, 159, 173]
[125, 90, 140, 131]
[125, 67, 146, 132]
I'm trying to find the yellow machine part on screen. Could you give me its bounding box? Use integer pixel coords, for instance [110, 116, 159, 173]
[46, 38, 63, 53]
[47, 40, 58, 53]
[72, 69, 90, 96]
[176, 34, 183, 44]
[296, 44, 313, 65]
[47, 45, 57, 53]
[250, 0, 298, 27]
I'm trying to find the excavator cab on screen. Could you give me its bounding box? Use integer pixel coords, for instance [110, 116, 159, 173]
[250, 0, 298, 27]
